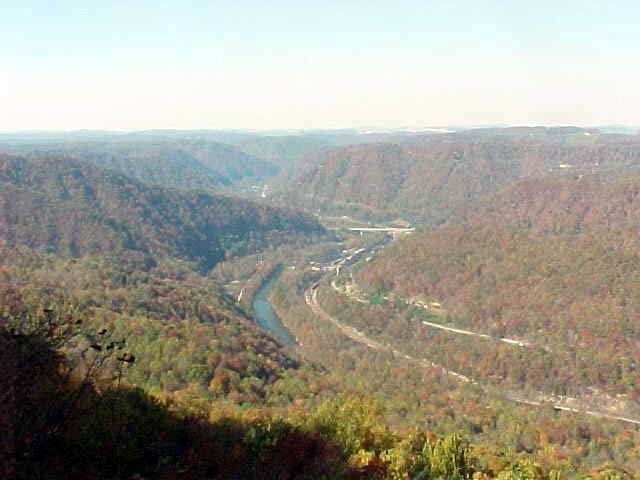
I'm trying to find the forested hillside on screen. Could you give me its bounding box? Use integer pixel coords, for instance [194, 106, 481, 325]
[0, 244, 320, 406]
[0, 138, 279, 191]
[0, 154, 326, 270]
[4, 242, 637, 479]
[234, 135, 331, 171]
[279, 131, 640, 223]
[4, 132, 640, 479]
[350, 173, 640, 401]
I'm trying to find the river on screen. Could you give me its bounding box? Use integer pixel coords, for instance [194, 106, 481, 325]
[252, 269, 296, 346]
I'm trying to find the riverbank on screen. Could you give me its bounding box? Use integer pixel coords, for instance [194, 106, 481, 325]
[251, 266, 297, 347]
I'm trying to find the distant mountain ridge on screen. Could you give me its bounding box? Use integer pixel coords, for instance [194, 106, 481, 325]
[279, 132, 640, 223]
[234, 135, 331, 173]
[0, 139, 280, 191]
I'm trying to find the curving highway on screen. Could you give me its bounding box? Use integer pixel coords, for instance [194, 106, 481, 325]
[303, 243, 640, 427]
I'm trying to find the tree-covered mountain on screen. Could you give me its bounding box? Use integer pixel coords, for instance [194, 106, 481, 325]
[350, 173, 640, 401]
[278, 131, 640, 223]
[0, 244, 316, 406]
[4, 130, 640, 479]
[234, 135, 331, 172]
[0, 154, 326, 270]
[0, 139, 280, 191]
[180, 139, 279, 183]
[4, 144, 640, 478]
[4, 242, 637, 479]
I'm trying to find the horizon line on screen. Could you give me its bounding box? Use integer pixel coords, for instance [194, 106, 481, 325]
[0, 123, 638, 136]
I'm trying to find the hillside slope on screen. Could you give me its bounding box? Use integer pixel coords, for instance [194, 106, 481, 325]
[234, 135, 330, 172]
[0, 139, 279, 191]
[279, 134, 640, 223]
[0, 154, 326, 270]
[0, 243, 316, 405]
[352, 173, 640, 400]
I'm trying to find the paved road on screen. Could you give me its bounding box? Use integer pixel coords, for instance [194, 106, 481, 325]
[420, 319, 527, 346]
[307, 286, 474, 384]
[299, 227, 640, 426]
[330, 279, 549, 350]
[305, 285, 640, 426]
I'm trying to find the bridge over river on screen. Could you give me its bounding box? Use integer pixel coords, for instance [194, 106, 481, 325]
[327, 225, 415, 238]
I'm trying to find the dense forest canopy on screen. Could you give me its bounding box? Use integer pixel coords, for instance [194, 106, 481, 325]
[0, 138, 281, 191]
[0, 154, 327, 271]
[0, 244, 320, 407]
[3, 128, 640, 478]
[277, 129, 640, 223]
[350, 173, 640, 401]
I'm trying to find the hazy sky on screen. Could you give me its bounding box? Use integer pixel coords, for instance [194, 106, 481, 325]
[2, 1, 639, 131]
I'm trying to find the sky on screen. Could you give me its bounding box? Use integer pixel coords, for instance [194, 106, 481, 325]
[2, 1, 639, 131]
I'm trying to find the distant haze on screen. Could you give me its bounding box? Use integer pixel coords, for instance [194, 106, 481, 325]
[2, 1, 639, 131]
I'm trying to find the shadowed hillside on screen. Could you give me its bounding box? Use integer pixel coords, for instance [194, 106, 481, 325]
[0, 154, 326, 270]
[0, 138, 280, 191]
